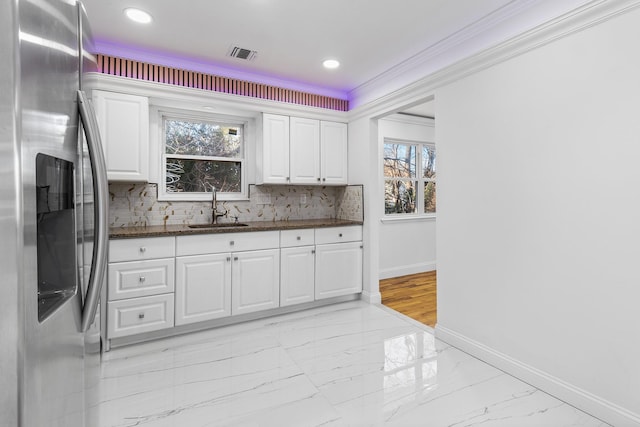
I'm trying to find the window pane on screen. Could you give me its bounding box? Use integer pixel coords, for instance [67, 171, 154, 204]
[165, 119, 242, 157]
[424, 181, 436, 213]
[423, 145, 436, 179]
[166, 158, 241, 193]
[384, 143, 416, 178]
[385, 180, 417, 214]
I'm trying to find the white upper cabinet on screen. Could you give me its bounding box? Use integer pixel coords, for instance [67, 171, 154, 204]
[261, 113, 290, 184]
[290, 117, 320, 184]
[260, 113, 347, 185]
[320, 121, 348, 185]
[92, 90, 149, 182]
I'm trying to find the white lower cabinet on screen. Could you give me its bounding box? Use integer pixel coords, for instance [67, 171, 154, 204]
[232, 249, 280, 315]
[315, 241, 363, 299]
[106, 226, 362, 347]
[175, 254, 232, 326]
[315, 226, 363, 300]
[108, 294, 174, 339]
[176, 231, 281, 319]
[280, 246, 315, 307]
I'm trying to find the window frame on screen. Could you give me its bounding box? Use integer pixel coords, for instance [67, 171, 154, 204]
[383, 138, 436, 218]
[157, 110, 250, 202]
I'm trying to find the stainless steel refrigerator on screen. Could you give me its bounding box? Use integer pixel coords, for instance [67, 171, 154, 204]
[0, 1, 108, 426]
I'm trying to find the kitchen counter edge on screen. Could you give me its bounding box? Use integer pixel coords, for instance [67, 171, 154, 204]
[109, 219, 363, 239]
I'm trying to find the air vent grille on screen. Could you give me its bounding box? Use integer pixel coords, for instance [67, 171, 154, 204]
[227, 46, 257, 61]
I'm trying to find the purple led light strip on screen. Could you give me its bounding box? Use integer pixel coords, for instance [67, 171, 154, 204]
[97, 54, 349, 111]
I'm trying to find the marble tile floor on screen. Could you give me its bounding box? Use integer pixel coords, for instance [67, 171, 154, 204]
[87, 301, 610, 427]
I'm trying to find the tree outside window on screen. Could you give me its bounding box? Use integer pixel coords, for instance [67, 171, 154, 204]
[384, 139, 436, 215]
[160, 115, 246, 200]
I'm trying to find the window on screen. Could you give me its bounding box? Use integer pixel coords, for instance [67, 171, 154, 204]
[383, 139, 436, 215]
[159, 113, 247, 201]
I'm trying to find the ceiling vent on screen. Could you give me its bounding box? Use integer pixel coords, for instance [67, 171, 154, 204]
[227, 46, 258, 61]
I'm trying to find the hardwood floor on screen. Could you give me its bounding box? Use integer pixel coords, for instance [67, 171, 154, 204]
[379, 271, 437, 328]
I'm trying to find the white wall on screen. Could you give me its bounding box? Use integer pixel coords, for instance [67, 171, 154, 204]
[435, 4, 640, 425]
[378, 115, 436, 279]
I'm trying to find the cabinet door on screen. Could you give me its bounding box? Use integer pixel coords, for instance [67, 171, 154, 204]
[315, 241, 362, 299]
[261, 114, 290, 184]
[320, 121, 348, 185]
[93, 90, 149, 182]
[175, 254, 231, 326]
[232, 249, 280, 315]
[280, 246, 315, 307]
[290, 117, 320, 184]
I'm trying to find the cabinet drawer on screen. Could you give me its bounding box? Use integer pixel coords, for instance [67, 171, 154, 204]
[107, 294, 174, 339]
[280, 229, 315, 248]
[108, 258, 175, 301]
[315, 226, 362, 244]
[176, 231, 279, 256]
[109, 236, 175, 262]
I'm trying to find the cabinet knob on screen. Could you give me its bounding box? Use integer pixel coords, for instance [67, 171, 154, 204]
[226, 257, 231, 262]
[230, 240, 235, 246]
[317, 177, 321, 182]
[139, 276, 146, 283]
[138, 313, 145, 319]
[339, 233, 343, 237]
[322, 178, 326, 182]
[360, 245, 363, 249]
[139, 247, 146, 253]
[234, 256, 239, 261]
[286, 177, 290, 181]
[311, 249, 315, 254]
[296, 236, 301, 240]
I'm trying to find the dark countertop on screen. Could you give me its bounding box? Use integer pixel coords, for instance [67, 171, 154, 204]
[109, 218, 363, 239]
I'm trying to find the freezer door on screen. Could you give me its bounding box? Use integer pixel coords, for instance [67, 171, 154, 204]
[20, 0, 85, 425]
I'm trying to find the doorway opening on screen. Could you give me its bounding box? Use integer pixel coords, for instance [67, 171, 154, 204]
[376, 98, 437, 328]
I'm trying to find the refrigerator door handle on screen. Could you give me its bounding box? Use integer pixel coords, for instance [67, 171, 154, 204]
[78, 90, 109, 333]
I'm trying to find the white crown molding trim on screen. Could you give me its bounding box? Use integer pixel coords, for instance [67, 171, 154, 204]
[381, 113, 435, 127]
[348, 0, 548, 107]
[84, 73, 348, 122]
[435, 324, 640, 427]
[349, 0, 640, 121]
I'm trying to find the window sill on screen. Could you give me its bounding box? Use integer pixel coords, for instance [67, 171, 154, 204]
[380, 214, 436, 224]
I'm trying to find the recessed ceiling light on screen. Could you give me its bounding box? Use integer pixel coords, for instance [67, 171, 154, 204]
[124, 8, 153, 24]
[323, 59, 340, 69]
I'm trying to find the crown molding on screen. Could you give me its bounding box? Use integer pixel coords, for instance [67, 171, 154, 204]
[348, 0, 640, 121]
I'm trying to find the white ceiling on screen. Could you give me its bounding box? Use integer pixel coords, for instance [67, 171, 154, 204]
[81, 0, 592, 113]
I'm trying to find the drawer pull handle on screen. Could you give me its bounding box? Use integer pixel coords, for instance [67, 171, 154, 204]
[138, 313, 145, 319]
[297, 236, 301, 240]
[139, 276, 146, 283]
[139, 247, 146, 253]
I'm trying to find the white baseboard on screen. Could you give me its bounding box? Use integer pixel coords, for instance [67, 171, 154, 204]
[361, 290, 381, 304]
[379, 261, 436, 280]
[435, 325, 640, 427]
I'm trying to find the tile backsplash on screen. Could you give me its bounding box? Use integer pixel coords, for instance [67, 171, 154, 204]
[109, 183, 363, 227]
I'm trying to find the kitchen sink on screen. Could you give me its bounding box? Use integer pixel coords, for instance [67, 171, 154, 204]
[188, 223, 249, 229]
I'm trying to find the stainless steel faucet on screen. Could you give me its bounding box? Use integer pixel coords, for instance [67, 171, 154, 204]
[207, 184, 227, 224]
